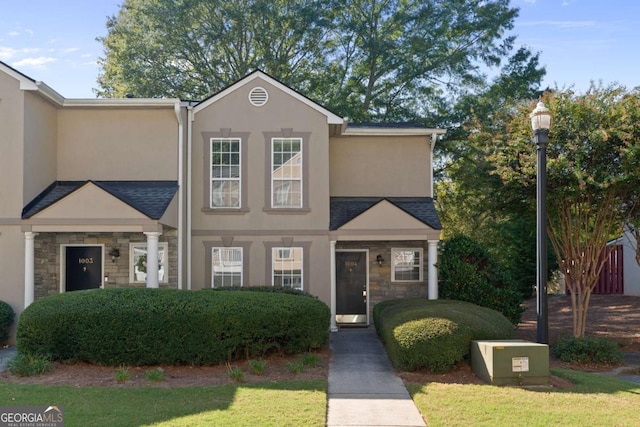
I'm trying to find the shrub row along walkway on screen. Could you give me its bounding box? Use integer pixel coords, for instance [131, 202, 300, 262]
[327, 327, 426, 427]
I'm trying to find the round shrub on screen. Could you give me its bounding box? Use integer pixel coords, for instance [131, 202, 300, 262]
[0, 300, 15, 345]
[438, 234, 525, 324]
[552, 336, 622, 364]
[17, 288, 330, 366]
[374, 298, 515, 372]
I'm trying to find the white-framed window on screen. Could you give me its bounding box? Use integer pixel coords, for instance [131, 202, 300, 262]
[211, 138, 241, 208]
[212, 247, 243, 287]
[391, 248, 423, 282]
[272, 247, 303, 289]
[271, 138, 302, 208]
[129, 243, 169, 283]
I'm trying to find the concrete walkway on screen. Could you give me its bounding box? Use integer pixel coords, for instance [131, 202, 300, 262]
[327, 327, 426, 427]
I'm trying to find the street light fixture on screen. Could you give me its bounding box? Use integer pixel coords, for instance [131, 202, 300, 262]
[530, 101, 551, 344]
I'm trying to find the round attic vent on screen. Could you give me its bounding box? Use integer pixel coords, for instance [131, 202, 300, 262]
[248, 86, 269, 107]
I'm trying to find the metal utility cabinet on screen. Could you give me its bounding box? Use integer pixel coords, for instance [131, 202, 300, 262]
[471, 340, 549, 386]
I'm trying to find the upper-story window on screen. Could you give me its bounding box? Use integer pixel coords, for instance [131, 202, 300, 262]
[271, 138, 302, 208]
[211, 138, 241, 208]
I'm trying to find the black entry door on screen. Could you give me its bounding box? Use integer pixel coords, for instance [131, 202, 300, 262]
[65, 246, 102, 291]
[336, 251, 367, 323]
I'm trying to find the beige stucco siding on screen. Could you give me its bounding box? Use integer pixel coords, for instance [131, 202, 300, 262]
[329, 135, 431, 197]
[0, 228, 25, 342]
[191, 77, 331, 232]
[0, 72, 25, 217]
[57, 108, 178, 180]
[191, 235, 331, 306]
[23, 91, 58, 204]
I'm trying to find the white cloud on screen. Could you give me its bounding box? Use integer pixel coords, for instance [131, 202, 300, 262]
[12, 56, 57, 69]
[0, 46, 39, 60]
[8, 31, 20, 36]
[62, 47, 79, 54]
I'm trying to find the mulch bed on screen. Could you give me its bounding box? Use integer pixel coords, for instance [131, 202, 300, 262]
[2, 294, 639, 387]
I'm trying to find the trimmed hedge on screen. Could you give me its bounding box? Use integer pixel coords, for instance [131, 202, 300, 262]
[374, 298, 515, 372]
[0, 300, 15, 345]
[17, 288, 330, 366]
[552, 336, 622, 364]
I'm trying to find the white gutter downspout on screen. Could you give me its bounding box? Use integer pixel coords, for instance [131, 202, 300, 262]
[174, 102, 184, 289]
[187, 106, 194, 290]
[430, 132, 438, 198]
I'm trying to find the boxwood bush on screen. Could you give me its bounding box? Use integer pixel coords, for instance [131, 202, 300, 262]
[16, 288, 330, 366]
[0, 300, 15, 345]
[374, 298, 515, 372]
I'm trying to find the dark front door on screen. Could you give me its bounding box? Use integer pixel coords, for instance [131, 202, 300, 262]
[336, 251, 367, 324]
[65, 246, 102, 291]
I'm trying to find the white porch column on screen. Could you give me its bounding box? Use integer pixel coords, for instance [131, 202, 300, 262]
[144, 231, 161, 288]
[330, 240, 338, 332]
[24, 231, 38, 307]
[428, 240, 438, 300]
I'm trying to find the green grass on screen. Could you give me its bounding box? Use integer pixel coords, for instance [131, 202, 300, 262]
[0, 380, 327, 427]
[407, 369, 640, 427]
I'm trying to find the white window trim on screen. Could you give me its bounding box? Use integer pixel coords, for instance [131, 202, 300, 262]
[210, 137, 242, 209]
[272, 246, 303, 290]
[271, 137, 303, 208]
[129, 243, 169, 283]
[391, 248, 423, 283]
[211, 247, 243, 287]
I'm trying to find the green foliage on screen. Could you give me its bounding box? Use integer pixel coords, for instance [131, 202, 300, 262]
[115, 365, 132, 382]
[7, 353, 53, 377]
[144, 368, 165, 382]
[209, 285, 317, 299]
[552, 336, 622, 364]
[97, 0, 537, 123]
[227, 364, 245, 382]
[301, 353, 320, 368]
[0, 300, 15, 344]
[438, 235, 525, 324]
[16, 288, 330, 366]
[286, 360, 305, 374]
[374, 299, 515, 372]
[248, 359, 266, 376]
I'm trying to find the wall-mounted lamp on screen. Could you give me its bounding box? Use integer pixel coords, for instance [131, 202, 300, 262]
[109, 248, 120, 263]
[376, 254, 384, 266]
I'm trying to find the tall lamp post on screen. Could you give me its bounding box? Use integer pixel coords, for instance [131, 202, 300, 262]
[530, 101, 551, 344]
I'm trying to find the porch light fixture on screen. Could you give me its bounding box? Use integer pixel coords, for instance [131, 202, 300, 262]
[376, 254, 384, 266]
[109, 248, 120, 263]
[530, 100, 552, 344]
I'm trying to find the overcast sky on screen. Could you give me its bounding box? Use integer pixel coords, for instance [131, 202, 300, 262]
[1, 0, 638, 98]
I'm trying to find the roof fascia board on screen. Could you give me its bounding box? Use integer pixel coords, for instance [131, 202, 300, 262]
[62, 98, 181, 108]
[193, 71, 343, 124]
[342, 127, 447, 136]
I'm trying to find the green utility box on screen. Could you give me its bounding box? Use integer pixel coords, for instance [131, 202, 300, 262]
[471, 340, 549, 386]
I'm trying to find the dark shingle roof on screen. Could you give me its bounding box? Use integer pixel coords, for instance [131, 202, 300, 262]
[330, 197, 442, 231]
[22, 181, 178, 219]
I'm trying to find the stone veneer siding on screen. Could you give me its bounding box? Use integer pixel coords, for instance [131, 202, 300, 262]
[336, 240, 430, 319]
[34, 230, 178, 300]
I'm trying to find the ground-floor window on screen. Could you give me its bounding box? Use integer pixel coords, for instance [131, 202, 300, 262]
[212, 247, 243, 287]
[130, 243, 169, 283]
[272, 247, 303, 289]
[391, 248, 423, 282]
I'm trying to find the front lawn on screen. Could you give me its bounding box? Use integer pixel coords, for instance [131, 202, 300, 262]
[408, 369, 640, 427]
[0, 380, 327, 427]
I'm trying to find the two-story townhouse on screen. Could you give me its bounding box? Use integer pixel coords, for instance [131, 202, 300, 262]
[0, 62, 444, 341]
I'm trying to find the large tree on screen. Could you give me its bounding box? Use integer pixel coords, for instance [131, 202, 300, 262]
[470, 85, 640, 338]
[97, 0, 536, 123]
